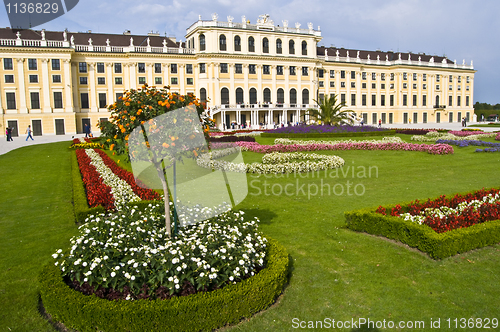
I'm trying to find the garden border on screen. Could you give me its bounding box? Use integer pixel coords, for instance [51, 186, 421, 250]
[345, 202, 500, 259]
[39, 238, 289, 332]
[261, 130, 396, 138]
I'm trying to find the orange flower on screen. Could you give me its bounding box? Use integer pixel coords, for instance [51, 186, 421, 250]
[171, 142, 175, 147]
[110, 144, 115, 151]
[125, 102, 130, 106]
[162, 143, 170, 148]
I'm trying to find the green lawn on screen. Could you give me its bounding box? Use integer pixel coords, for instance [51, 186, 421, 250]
[1, 137, 500, 331]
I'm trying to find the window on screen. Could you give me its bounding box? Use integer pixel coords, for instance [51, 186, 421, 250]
[114, 63, 122, 73]
[79, 77, 87, 85]
[115, 77, 122, 85]
[403, 94, 407, 106]
[436, 85, 440, 90]
[200, 63, 206, 73]
[138, 77, 146, 85]
[186, 64, 193, 74]
[351, 94, 356, 106]
[362, 72, 367, 80]
[390, 73, 394, 81]
[413, 73, 417, 81]
[449, 85, 453, 91]
[250, 88, 258, 104]
[187, 78, 193, 85]
[289, 89, 297, 104]
[423, 95, 427, 106]
[97, 62, 104, 73]
[351, 71, 356, 79]
[235, 64, 243, 74]
[234, 36, 241, 51]
[28, 59, 37, 70]
[80, 93, 89, 108]
[115, 93, 123, 101]
[341, 70, 345, 79]
[301, 41, 307, 55]
[372, 113, 378, 125]
[30, 92, 40, 109]
[4, 58, 13, 70]
[302, 89, 309, 105]
[466, 86, 469, 91]
[372, 83, 376, 89]
[171, 77, 178, 85]
[98, 93, 107, 108]
[276, 66, 283, 75]
[29, 75, 38, 83]
[457, 96, 461, 107]
[423, 84, 427, 90]
[5, 75, 14, 83]
[79, 62, 87, 73]
[466, 76, 470, 83]
[436, 74, 440, 82]
[52, 75, 61, 83]
[277, 88, 284, 104]
[289, 40, 295, 54]
[381, 84, 385, 89]
[330, 70, 335, 78]
[236, 88, 244, 104]
[263, 65, 270, 75]
[362, 95, 366, 106]
[458, 85, 461, 91]
[372, 95, 376, 106]
[302, 67, 308, 76]
[413, 84, 417, 89]
[372, 72, 376, 80]
[171, 64, 177, 73]
[362, 83, 367, 89]
[351, 82, 355, 88]
[200, 88, 207, 102]
[53, 92, 63, 108]
[340, 93, 345, 104]
[155, 63, 162, 73]
[249, 64, 256, 74]
[6, 92, 16, 109]
[390, 95, 394, 106]
[97, 77, 105, 85]
[413, 95, 417, 106]
[381, 95, 385, 106]
[138, 63, 145, 73]
[423, 112, 427, 123]
[449, 75, 453, 83]
[390, 83, 394, 89]
[263, 38, 269, 53]
[219, 34, 226, 51]
[341, 82, 345, 88]
[435, 96, 440, 107]
[381, 73, 385, 81]
[276, 39, 282, 54]
[199, 34, 206, 51]
[318, 69, 324, 78]
[449, 95, 453, 107]
[220, 88, 230, 105]
[220, 63, 228, 73]
[403, 72, 407, 80]
[248, 37, 255, 52]
[403, 83, 407, 89]
[155, 77, 162, 85]
[289, 66, 295, 75]
[466, 96, 470, 106]
[423, 74, 427, 81]
[51, 59, 60, 70]
[330, 81, 335, 88]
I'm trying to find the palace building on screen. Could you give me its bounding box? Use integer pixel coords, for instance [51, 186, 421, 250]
[0, 13, 475, 137]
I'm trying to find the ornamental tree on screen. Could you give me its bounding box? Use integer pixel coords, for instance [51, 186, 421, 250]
[100, 85, 211, 237]
[306, 94, 354, 126]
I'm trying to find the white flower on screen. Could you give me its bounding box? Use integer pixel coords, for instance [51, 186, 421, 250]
[111, 272, 116, 277]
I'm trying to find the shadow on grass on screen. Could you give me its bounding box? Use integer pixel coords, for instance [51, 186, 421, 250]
[240, 208, 278, 225]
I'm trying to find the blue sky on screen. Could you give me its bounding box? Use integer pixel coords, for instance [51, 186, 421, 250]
[2, 0, 498, 104]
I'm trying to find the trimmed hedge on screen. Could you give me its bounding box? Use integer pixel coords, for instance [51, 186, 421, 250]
[345, 204, 500, 259]
[261, 130, 396, 138]
[39, 238, 289, 332]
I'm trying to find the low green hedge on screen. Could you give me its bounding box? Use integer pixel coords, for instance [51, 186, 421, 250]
[261, 130, 396, 138]
[345, 204, 500, 259]
[39, 238, 289, 332]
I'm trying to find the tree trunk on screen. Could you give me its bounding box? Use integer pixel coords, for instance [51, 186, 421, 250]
[155, 163, 171, 238]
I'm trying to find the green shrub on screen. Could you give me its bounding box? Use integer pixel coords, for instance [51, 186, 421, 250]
[39, 238, 289, 332]
[261, 130, 396, 138]
[345, 205, 500, 259]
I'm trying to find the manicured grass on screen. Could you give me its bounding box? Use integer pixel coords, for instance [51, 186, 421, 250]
[2, 136, 500, 331]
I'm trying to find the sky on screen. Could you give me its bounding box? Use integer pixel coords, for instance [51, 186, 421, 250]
[1, 0, 498, 104]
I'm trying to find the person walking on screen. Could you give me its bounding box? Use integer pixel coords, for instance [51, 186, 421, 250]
[7, 127, 13, 141]
[26, 125, 34, 141]
[84, 124, 91, 138]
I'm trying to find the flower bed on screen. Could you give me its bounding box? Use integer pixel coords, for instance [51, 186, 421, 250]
[209, 135, 256, 143]
[395, 128, 440, 135]
[412, 131, 496, 142]
[376, 188, 500, 233]
[436, 139, 500, 152]
[268, 124, 386, 134]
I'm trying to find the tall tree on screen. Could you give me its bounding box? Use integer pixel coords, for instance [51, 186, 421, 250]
[306, 94, 354, 126]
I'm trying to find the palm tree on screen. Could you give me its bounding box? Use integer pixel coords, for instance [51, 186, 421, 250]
[306, 94, 354, 126]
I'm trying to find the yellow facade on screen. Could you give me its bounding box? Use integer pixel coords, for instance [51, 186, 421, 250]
[0, 14, 475, 136]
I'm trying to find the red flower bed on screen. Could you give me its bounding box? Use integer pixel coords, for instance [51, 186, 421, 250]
[94, 149, 161, 201]
[376, 188, 500, 233]
[75, 149, 115, 210]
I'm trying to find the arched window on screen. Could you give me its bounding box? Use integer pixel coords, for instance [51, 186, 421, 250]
[290, 88, 297, 105]
[200, 88, 207, 103]
[262, 37, 269, 53]
[250, 88, 257, 104]
[221, 88, 229, 105]
[277, 88, 284, 104]
[435, 95, 440, 107]
[276, 38, 282, 54]
[289, 40, 295, 55]
[236, 88, 244, 104]
[234, 35, 241, 51]
[302, 89, 309, 105]
[263, 88, 271, 103]
[248, 37, 255, 52]
[302, 41, 307, 55]
[219, 34, 226, 51]
[199, 34, 205, 51]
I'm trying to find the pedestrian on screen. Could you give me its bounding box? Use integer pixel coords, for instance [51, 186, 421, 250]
[84, 123, 90, 138]
[378, 119, 381, 128]
[7, 127, 13, 141]
[5, 128, 8, 142]
[26, 125, 34, 141]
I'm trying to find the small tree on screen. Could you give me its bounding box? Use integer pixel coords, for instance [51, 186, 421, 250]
[307, 94, 354, 126]
[100, 85, 210, 237]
